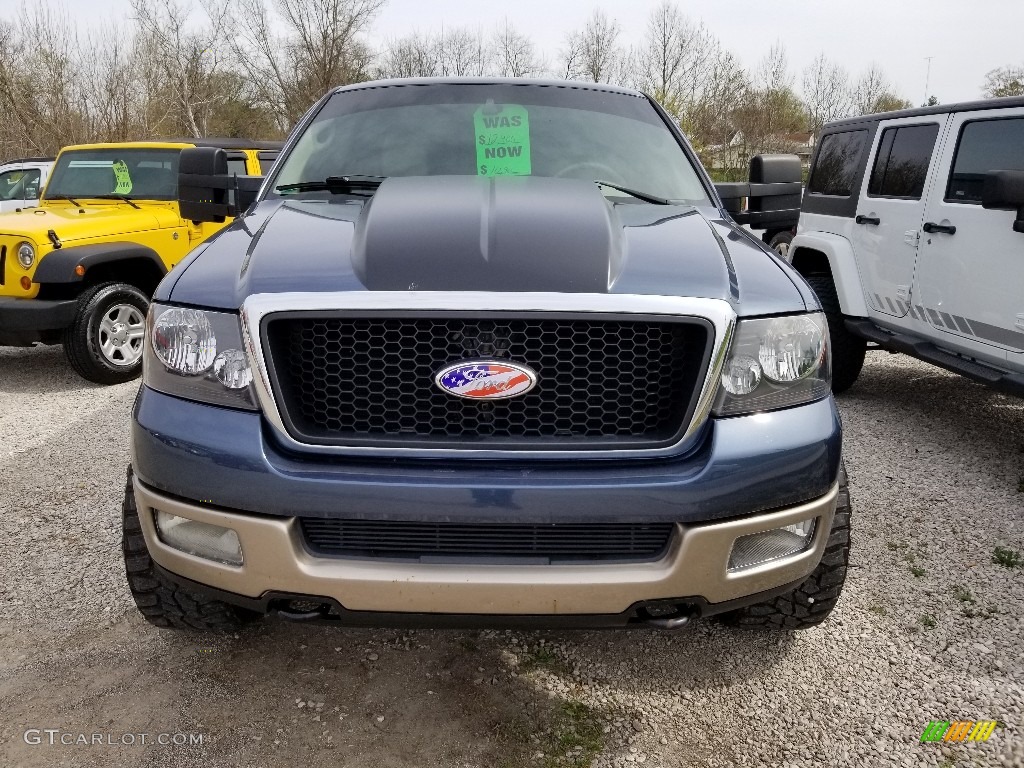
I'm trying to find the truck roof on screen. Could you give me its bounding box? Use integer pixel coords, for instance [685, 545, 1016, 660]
[825, 95, 1024, 129]
[330, 77, 648, 100]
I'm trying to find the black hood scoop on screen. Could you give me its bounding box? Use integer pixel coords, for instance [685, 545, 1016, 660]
[351, 176, 621, 293]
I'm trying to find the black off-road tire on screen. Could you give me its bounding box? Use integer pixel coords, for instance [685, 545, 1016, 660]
[122, 466, 259, 632]
[767, 230, 794, 261]
[803, 273, 866, 393]
[718, 464, 851, 630]
[63, 281, 149, 385]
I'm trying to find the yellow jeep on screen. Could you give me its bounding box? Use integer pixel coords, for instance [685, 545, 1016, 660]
[0, 139, 281, 383]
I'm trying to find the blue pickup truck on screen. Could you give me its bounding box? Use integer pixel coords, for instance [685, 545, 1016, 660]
[123, 79, 849, 633]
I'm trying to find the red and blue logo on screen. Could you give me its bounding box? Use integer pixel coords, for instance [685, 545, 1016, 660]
[435, 360, 538, 400]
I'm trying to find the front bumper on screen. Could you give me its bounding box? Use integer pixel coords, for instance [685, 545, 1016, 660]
[0, 296, 77, 345]
[135, 477, 838, 616]
[131, 386, 843, 619]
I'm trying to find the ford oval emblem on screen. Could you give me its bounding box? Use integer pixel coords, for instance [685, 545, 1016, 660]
[435, 360, 538, 400]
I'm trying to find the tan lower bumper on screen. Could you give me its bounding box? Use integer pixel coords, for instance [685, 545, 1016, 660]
[134, 480, 838, 615]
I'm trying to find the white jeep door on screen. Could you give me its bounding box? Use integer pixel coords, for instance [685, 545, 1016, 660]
[915, 109, 1024, 362]
[0, 165, 42, 212]
[850, 116, 947, 317]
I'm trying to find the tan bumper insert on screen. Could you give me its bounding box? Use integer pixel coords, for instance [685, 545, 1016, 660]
[135, 480, 838, 615]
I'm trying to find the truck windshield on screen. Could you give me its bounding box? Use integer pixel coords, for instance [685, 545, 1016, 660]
[44, 148, 180, 202]
[271, 83, 712, 206]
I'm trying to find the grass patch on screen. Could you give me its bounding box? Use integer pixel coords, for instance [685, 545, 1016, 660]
[992, 546, 1022, 569]
[919, 614, 937, 630]
[951, 585, 975, 604]
[886, 540, 901, 551]
[543, 701, 604, 768]
[910, 565, 927, 578]
[962, 603, 1000, 620]
[519, 646, 569, 675]
[867, 604, 887, 617]
[494, 702, 604, 768]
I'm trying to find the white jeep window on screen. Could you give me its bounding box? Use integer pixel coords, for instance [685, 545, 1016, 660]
[0, 168, 40, 201]
[867, 124, 940, 199]
[807, 130, 868, 197]
[946, 117, 1024, 204]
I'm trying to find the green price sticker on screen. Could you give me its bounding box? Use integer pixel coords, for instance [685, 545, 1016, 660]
[474, 104, 531, 177]
[112, 160, 133, 194]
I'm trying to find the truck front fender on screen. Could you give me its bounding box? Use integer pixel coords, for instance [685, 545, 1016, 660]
[789, 232, 868, 318]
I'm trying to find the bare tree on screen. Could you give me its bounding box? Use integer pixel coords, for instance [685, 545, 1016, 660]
[231, 0, 384, 129]
[731, 44, 805, 161]
[851, 64, 911, 115]
[377, 32, 440, 78]
[802, 53, 852, 135]
[131, 0, 233, 137]
[0, 5, 93, 155]
[686, 48, 748, 172]
[982, 65, 1024, 98]
[377, 26, 490, 79]
[437, 27, 490, 77]
[560, 10, 622, 83]
[493, 18, 542, 78]
[631, 2, 717, 118]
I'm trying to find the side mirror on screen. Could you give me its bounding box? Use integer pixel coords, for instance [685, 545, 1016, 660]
[715, 154, 802, 229]
[178, 147, 265, 223]
[179, 147, 230, 223]
[982, 170, 1024, 233]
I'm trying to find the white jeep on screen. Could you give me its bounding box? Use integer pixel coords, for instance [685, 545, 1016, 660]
[789, 97, 1024, 395]
[0, 157, 54, 213]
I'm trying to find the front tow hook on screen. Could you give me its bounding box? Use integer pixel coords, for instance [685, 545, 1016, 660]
[643, 614, 691, 630]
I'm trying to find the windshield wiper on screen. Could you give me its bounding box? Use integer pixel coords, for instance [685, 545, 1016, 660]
[276, 175, 387, 195]
[46, 194, 82, 207]
[94, 194, 141, 209]
[593, 180, 671, 205]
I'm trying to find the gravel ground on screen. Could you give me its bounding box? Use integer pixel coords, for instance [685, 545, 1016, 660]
[0, 345, 1022, 768]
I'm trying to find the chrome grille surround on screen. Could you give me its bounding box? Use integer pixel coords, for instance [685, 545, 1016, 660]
[241, 292, 736, 459]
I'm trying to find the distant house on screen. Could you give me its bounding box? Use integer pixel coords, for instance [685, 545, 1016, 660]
[704, 131, 815, 177]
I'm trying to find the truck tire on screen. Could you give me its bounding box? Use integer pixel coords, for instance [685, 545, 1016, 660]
[122, 466, 259, 632]
[803, 273, 866, 393]
[63, 282, 149, 385]
[717, 464, 851, 630]
[767, 230, 794, 261]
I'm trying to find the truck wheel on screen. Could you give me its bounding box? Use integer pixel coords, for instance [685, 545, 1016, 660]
[122, 466, 259, 632]
[803, 273, 866, 393]
[717, 464, 851, 630]
[767, 230, 793, 261]
[63, 282, 149, 384]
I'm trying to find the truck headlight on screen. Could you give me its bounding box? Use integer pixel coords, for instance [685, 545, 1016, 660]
[144, 303, 257, 409]
[714, 313, 830, 416]
[16, 241, 35, 269]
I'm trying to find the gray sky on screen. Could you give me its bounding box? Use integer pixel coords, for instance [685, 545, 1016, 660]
[3, 0, 1022, 103]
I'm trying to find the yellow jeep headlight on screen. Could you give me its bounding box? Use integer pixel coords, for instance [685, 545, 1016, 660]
[16, 241, 35, 269]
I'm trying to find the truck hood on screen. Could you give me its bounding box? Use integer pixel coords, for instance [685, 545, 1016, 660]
[164, 176, 808, 316]
[0, 204, 166, 245]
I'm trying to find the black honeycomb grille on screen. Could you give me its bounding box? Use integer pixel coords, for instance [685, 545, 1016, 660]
[301, 519, 676, 562]
[264, 314, 710, 450]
